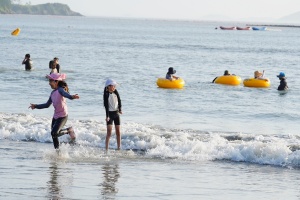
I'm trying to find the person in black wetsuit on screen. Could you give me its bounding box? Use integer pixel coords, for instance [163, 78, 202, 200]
[103, 79, 122, 151]
[49, 57, 60, 73]
[277, 72, 288, 91]
[22, 54, 32, 71]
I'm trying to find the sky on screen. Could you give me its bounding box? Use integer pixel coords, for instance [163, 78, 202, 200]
[27, 0, 300, 22]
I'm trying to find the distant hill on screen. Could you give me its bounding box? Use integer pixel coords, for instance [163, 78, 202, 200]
[0, 1, 82, 16]
[278, 11, 300, 24]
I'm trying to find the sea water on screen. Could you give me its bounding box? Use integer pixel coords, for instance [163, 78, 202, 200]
[1, 15, 300, 199]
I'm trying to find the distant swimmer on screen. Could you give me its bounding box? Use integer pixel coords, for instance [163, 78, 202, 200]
[254, 70, 265, 79]
[49, 57, 60, 73]
[28, 73, 80, 149]
[223, 70, 231, 76]
[166, 67, 179, 80]
[212, 70, 235, 83]
[277, 72, 288, 91]
[22, 54, 33, 71]
[49, 60, 58, 74]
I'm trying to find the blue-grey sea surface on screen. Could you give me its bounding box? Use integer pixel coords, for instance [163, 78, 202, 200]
[1, 15, 300, 199]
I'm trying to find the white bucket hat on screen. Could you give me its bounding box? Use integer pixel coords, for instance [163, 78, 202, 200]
[105, 79, 118, 87]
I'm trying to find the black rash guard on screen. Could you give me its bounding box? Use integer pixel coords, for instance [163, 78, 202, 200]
[278, 78, 288, 91]
[103, 88, 122, 118]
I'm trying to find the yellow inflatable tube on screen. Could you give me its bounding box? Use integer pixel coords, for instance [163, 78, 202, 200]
[214, 75, 241, 85]
[11, 28, 21, 36]
[156, 78, 185, 89]
[243, 78, 270, 88]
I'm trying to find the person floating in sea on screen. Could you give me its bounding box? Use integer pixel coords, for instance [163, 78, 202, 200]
[103, 79, 122, 151]
[28, 73, 79, 149]
[49, 57, 60, 73]
[223, 70, 231, 76]
[22, 54, 33, 71]
[277, 72, 288, 91]
[49, 61, 58, 74]
[212, 70, 234, 83]
[166, 67, 179, 80]
[254, 70, 265, 79]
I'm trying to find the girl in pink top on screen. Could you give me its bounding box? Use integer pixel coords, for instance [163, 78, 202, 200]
[29, 73, 80, 149]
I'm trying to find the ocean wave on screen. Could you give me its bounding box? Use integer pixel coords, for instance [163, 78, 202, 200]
[1, 112, 300, 168]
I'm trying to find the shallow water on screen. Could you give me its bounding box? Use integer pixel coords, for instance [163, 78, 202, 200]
[1, 15, 300, 199]
[1, 139, 300, 200]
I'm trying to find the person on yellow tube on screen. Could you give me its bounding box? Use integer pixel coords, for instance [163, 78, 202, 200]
[254, 70, 264, 79]
[166, 67, 179, 80]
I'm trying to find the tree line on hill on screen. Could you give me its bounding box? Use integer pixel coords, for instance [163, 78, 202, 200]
[0, 0, 82, 16]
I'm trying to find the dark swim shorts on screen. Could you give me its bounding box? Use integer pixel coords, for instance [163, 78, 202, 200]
[107, 111, 121, 125]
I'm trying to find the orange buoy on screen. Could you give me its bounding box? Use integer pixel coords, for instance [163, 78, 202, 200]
[11, 28, 21, 36]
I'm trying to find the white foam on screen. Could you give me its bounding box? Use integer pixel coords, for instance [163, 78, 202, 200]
[1, 113, 300, 168]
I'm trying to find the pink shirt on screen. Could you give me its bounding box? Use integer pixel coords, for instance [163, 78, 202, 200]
[35, 87, 73, 119]
[51, 89, 68, 119]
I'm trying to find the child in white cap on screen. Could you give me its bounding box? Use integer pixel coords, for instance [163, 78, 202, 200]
[103, 79, 122, 150]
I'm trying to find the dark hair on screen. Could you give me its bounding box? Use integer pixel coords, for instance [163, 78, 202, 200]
[25, 54, 30, 58]
[167, 67, 176, 75]
[58, 80, 69, 93]
[224, 70, 230, 75]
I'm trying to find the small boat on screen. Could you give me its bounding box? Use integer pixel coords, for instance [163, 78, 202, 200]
[214, 75, 242, 86]
[243, 78, 270, 88]
[220, 26, 236, 30]
[252, 27, 267, 31]
[236, 27, 251, 30]
[156, 78, 185, 89]
[11, 28, 21, 36]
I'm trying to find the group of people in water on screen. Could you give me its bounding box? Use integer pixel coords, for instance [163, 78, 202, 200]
[165, 66, 288, 91]
[25, 54, 122, 151]
[24, 53, 287, 151]
[213, 69, 288, 91]
[22, 54, 60, 74]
